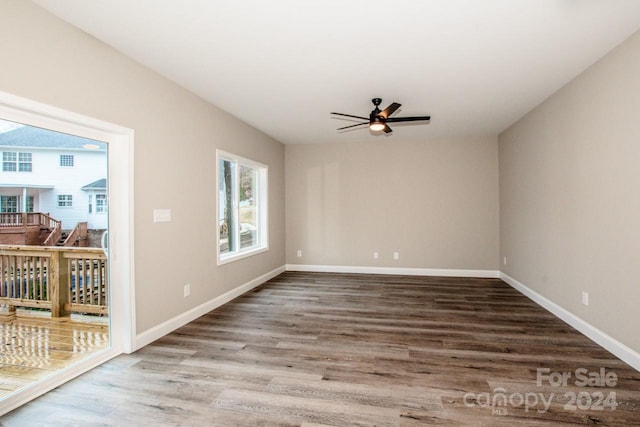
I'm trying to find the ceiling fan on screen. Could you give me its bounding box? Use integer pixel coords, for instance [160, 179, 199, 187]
[331, 98, 431, 134]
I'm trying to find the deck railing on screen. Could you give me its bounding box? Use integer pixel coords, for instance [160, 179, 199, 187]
[42, 221, 62, 246]
[60, 221, 88, 247]
[0, 212, 61, 229]
[0, 246, 108, 317]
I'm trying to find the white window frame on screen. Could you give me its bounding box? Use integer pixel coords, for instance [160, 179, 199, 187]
[95, 193, 107, 213]
[216, 150, 268, 265]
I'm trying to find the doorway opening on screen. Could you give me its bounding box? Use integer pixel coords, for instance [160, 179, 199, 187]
[0, 117, 110, 397]
[0, 92, 134, 415]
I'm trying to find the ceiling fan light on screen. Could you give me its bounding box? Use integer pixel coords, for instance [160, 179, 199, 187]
[369, 120, 385, 132]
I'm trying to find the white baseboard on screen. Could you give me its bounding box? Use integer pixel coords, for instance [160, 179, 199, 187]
[500, 272, 640, 372]
[286, 263, 500, 278]
[134, 265, 285, 350]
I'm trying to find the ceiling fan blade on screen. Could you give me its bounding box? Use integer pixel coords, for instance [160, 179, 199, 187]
[385, 115, 431, 123]
[383, 124, 393, 134]
[331, 112, 369, 120]
[337, 122, 369, 130]
[379, 102, 401, 119]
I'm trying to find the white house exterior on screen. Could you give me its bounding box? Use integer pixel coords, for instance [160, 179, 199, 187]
[0, 120, 108, 231]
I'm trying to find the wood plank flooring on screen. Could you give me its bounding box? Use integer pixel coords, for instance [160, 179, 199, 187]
[0, 314, 109, 398]
[2, 272, 639, 425]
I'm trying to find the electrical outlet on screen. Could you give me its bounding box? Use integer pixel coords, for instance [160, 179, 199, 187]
[582, 291, 589, 306]
[393, 252, 399, 260]
[296, 249, 302, 257]
[184, 284, 191, 298]
[373, 252, 379, 259]
[503, 256, 507, 265]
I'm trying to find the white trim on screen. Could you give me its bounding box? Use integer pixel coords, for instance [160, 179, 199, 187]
[0, 347, 120, 416]
[134, 265, 285, 350]
[217, 246, 270, 266]
[500, 272, 640, 372]
[105, 128, 136, 354]
[0, 91, 136, 412]
[286, 263, 500, 278]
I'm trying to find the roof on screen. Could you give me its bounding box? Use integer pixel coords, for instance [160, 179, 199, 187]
[0, 122, 107, 150]
[81, 178, 107, 191]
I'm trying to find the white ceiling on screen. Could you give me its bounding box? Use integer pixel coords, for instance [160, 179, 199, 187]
[33, 0, 640, 145]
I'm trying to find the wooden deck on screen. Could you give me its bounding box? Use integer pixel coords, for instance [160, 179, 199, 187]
[3, 272, 640, 425]
[0, 313, 109, 397]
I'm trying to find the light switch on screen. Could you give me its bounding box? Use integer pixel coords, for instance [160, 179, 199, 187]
[153, 209, 172, 223]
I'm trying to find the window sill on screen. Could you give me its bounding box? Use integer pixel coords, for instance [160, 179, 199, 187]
[218, 245, 268, 266]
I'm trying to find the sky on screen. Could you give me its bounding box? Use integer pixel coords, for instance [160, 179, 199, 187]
[0, 118, 24, 134]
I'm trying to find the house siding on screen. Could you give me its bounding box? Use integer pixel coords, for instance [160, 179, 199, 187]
[0, 146, 107, 230]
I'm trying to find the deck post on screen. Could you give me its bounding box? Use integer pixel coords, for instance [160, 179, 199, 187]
[49, 250, 70, 317]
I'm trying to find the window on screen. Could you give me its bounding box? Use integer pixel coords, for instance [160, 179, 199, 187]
[57, 194, 73, 208]
[0, 196, 18, 213]
[2, 152, 32, 172]
[96, 194, 107, 213]
[0, 196, 33, 213]
[2, 152, 16, 171]
[60, 154, 74, 167]
[217, 150, 268, 264]
[18, 152, 32, 172]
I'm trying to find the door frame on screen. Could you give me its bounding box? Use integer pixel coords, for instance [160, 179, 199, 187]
[0, 90, 135, 415]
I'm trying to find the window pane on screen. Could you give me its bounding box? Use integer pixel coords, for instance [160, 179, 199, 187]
[239, 165, 257, 249]
[217, 151, 267, 263]
[1, 196, 18, 213]
[18, 152, 32, 172]
[3, 152, 16, 171]
[60, 154, 74, 167]
[96, 194, 107, 213]
[219, 159, 234, 254]
[57, 194, 72, 207]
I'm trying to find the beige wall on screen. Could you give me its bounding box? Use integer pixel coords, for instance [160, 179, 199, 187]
[286, 137, 500, 270]
[499, 31, 640, 353]
[5, 0, 636, 359]
[0, 1, 285, 334]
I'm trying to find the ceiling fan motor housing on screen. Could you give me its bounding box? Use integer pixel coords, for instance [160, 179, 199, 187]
[371, 98, 383, 121]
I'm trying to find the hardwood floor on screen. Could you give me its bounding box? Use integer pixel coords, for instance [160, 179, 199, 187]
[2, 272, 639, 425]
[0, 314, 109, 398]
